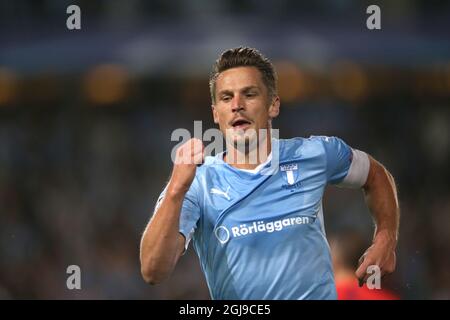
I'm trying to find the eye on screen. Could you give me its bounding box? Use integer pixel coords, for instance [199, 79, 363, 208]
[245, 92, 257, 98]
[221, 95, 231, 102]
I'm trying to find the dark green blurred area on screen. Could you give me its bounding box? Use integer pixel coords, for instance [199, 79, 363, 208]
[0, 0, 449, 299]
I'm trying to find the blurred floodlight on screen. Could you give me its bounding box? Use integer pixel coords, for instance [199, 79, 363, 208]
[83, 64, 129, 105]
[275, 61, 307, 104]
[330, 61, 368, 104]
[0, 68, 18, 106]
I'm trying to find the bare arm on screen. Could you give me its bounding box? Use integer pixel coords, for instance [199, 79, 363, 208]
[355, 155, 400, 285]
[140, 138, 203, 284]
[140, 189, 188, 284]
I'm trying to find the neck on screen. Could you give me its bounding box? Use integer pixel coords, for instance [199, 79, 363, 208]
[224, 129, 272, 170]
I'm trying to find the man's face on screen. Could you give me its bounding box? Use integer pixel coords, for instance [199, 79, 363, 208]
[212, 66, 280, 148]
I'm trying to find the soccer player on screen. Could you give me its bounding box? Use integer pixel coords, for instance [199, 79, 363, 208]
[140, 47, 400, 299]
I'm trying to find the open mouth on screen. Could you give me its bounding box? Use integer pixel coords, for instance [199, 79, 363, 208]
[231, 118, 252, 130]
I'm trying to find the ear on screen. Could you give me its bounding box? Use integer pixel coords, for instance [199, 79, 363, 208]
[268, 95, 280, 120]
[212, 105, 219, 124]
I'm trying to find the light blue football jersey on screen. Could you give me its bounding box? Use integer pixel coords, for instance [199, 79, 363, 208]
[156, 136, 353, 300]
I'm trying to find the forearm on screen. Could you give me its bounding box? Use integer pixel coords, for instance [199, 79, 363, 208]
[140, 186, 186, 284]
[363, 157, 400, 245]
[140, 138, 203, 284]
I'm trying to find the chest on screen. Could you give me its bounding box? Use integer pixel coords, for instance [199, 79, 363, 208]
[200, 161, 326, 230]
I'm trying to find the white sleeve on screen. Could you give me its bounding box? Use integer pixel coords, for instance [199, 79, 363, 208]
[337, 149, 370, 188]
[182, 228, 195, 253]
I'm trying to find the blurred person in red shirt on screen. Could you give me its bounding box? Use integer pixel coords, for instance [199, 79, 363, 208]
[330, 229, 400, 300]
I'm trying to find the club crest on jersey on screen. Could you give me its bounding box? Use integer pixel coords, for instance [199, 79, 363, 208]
[280, 163, 301, 189]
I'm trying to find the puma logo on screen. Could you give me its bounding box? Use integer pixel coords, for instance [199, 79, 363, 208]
[210, 186, 231, 201]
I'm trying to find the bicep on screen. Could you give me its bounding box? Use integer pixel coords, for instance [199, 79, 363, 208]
[363, 155, 377, 190]
[363, 155, 394, 191]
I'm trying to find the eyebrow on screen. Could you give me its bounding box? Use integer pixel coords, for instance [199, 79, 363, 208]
[218, 86, 261, 96]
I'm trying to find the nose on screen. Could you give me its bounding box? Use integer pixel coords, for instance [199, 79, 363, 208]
[231, 94, 245, 113]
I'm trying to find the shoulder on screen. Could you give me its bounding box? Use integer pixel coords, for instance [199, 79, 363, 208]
[191, 154, 224, 185]
[277, 136, 331, 158]
[302, 135, 350, 156]
[197, 154, 224, 175]
[307, 135, 342, 147]
[278, 136, 352, 166]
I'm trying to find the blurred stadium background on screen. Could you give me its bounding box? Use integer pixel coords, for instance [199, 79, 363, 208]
[0, 0, 449, 299]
